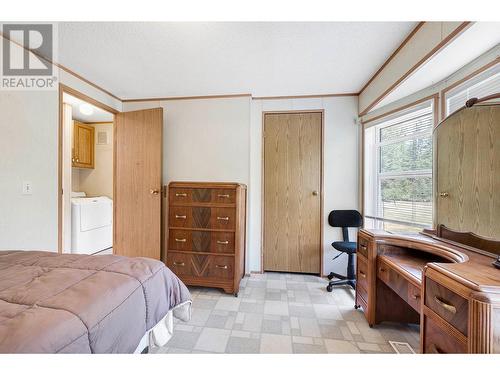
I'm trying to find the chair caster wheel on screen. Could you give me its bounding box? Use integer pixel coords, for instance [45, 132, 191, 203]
[327, 273, 334, 280]
[234, 293, 238, 297]
[326, 284, 333, 292]
[354, 304, 360, 309]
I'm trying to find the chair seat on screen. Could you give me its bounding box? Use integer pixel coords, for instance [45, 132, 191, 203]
[332, 241, 357, 254]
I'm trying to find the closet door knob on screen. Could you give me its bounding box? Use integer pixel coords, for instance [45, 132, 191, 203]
[439, 192, 449, 198]
[312, 190, 319, 196]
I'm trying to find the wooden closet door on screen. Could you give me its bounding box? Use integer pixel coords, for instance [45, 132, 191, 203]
[114, 108, 163, 259]
[263, 112, 322, 274]
[436, 105, 500, 238]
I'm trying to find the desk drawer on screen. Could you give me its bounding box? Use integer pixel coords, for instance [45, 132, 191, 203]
[425, 278, 468, 336]
[357, 256, 369, 292]
[377, 259, 408, 301]
[356, 284, 368, 305]
[407, 282, 422, 312]
[423, 316, 466, 353]
[357, 238, 369, 259]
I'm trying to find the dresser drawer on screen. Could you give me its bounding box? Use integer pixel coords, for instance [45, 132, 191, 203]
[423, 316, 466, 353]
[212, 189, 236, 204]
[211, 208, 236, 230]
[357, 256, 369, 292]
[212, 232, 235, 254]
[208, 256, 234, 280]
[170, 187, 213, 204]
[169, 229, 235, 254]
[425, 277, 468, 336]
[166, 253, 192, 276]
[167, 253, 234, 281]
[169, 207, 236, 230]
[407, 282, 422, 312]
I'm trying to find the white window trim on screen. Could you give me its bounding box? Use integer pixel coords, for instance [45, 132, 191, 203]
[364, 99, 435, 231]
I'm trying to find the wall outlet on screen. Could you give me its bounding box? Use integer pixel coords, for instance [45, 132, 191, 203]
[22, 181, 33, 195]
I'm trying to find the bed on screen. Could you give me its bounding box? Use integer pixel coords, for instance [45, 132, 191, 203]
[0, 250, 192, 353]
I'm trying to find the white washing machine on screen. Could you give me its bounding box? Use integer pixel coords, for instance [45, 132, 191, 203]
[71, 192, 113, 254]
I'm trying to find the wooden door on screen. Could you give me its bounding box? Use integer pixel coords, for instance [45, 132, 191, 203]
[73, 122, 94, 168]
[115, 108, 163, 259]
[263, 112, 322, 273]
[436, 105, 500, 238]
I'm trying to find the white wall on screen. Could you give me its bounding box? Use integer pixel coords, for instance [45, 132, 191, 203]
[124, 96, 359, 275]
[249, 97, 359, 275]
[0, 64, 122, 251]
[0, 91, 59, 250]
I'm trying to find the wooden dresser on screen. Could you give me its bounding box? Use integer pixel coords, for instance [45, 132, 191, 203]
[166, 182, 246, 296]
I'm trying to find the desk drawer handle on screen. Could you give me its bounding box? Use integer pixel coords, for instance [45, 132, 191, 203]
[359, 271, 366, 278]
[217, 216, 230, 221]
[215, 264, 228, 269]
[379, 268, 386, 272]
[173, 261, 185, 267]
[217, 194, 230, 198]
[434, 296, 457, 314]
[175, 238, 187, 243]
[175, 193, 187, 197]
[217, 240, 229, 245]
[175, 215, 187, 219]
[359, 244, 367, 251]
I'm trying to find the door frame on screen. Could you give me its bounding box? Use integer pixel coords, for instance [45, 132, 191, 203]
[261, 110, 325, 275]
[58, 83, 119, 254]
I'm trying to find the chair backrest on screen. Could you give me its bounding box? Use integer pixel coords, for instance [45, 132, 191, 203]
[328, 210, 363, 242]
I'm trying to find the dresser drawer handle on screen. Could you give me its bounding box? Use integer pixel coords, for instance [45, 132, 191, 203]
[173, 261, 185, 267]
[434, 296, 457, 314]
[217, 240, 229, 245]
[175, 238, 187, 243]
[215, 264, 228, 269]
[359, 271, 366, 278]
[379, 268, 386, 272]
[175, 193, 187, 197]
[217, 194, 230, 198]
[411, 294, 421, 300]
[217, 216, 230, 221]
[175, 215, 187, 219]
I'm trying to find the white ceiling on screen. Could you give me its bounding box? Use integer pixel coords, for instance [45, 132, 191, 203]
[56, 22, 417, 99]
[374, 22, 500, 110]
[63, 93, 114, 122]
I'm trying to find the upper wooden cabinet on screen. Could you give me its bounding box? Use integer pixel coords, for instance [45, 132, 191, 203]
[435, 102, 500, 240]
[73, 121, 94, 169]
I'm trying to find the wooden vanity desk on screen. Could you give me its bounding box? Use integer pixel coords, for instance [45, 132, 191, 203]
[356, 227, 500, 353]
[356, 97, 500, 353]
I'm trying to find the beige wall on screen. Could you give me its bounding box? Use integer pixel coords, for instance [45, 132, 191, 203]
[359, 22, 468, 115]
[73, 122, 113, 198]
[0, 36, 122, 251]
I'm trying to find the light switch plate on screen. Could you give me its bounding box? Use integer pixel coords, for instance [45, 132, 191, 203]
[22, 181, 33, 195]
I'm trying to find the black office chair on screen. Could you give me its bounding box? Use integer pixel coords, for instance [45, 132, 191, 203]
[326, 210, 363, 292]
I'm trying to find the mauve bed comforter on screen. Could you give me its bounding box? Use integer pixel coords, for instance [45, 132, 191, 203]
[0, 250, 191, 353]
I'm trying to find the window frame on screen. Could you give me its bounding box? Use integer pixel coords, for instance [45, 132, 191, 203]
[363, 97, 437, 231]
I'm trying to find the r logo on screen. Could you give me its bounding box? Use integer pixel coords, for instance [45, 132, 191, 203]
[2, 24, 53, 76]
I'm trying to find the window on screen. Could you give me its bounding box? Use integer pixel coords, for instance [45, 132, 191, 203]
[364, 100, 434, 233]
[445, 62, 500, 117]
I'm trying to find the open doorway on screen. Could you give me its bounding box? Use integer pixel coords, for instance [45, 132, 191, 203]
[61, 89, 115, 255]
